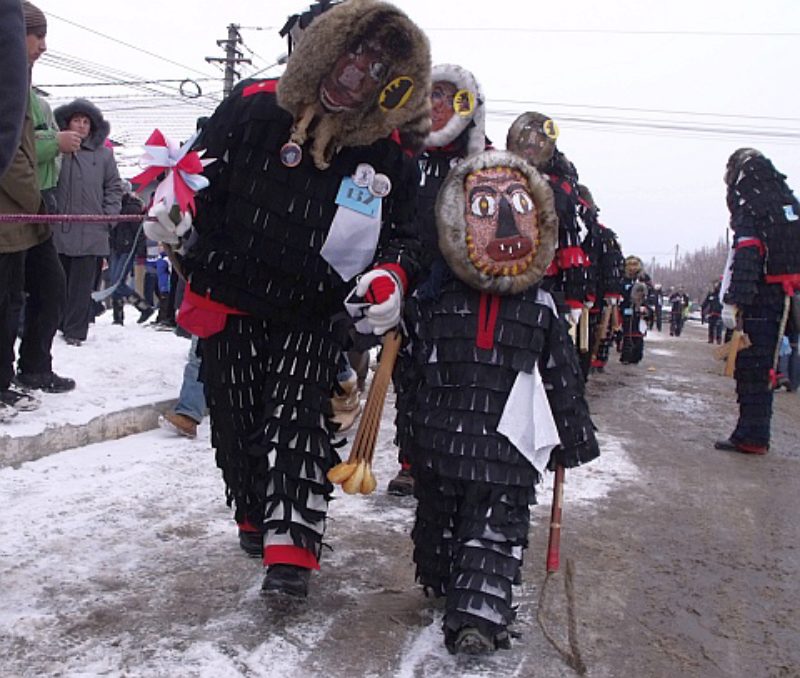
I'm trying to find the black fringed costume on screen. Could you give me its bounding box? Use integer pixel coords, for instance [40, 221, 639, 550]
[184, 78, 423, 565]
[393, 64, 488, 476]
[406, 150, 599, 651]
[578, 188, 624, 375]
[618, 257, 649, 364]
[701, 284, 723, 344]
[721, 150, 800, 451]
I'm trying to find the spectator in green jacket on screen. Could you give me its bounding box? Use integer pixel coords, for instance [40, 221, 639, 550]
[11, 0, 76, 394]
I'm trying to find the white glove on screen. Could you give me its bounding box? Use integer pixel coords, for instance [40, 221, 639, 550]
[144, 201, 193, 245]
[605, 295, 619, 306]
[722, 303, 738, 330]
[353, 269, 403, 335]
[568, 308, 582, 326]
[585, 299, 594, 310]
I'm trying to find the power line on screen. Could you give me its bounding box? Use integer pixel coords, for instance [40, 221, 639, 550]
[424, 26, 800, 37]
[491, 99, 800, 124]
[48, 11, 217, 79]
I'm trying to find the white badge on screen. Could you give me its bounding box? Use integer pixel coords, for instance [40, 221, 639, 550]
[353, 163, 376, 188]
[370, 173, 392, 198]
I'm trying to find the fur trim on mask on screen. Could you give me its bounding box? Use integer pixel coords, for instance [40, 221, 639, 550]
[436, 149, 557, 296]
[424, 63, 485, 155]
[276, 0, 431, 169]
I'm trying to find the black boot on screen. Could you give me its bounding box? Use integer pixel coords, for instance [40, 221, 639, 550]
[153, 292, 176, 329]
[112, 298, 124, 325]
[125, 293, 155, 324]
[261, 564, 310, 598]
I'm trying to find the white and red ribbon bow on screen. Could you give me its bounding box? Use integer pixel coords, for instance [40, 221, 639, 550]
[130, 129, 213, 215]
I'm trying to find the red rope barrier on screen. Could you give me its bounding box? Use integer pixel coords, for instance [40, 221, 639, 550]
[0, 213, 150, 223]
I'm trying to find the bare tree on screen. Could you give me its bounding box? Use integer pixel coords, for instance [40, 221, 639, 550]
[645, 238, 728, 303]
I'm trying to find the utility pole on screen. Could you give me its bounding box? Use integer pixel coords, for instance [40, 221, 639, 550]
[674, 244, 679, 270]
[205, 24, 252, 98]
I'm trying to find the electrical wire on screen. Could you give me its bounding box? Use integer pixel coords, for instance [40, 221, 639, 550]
[47, 11, 217, 78]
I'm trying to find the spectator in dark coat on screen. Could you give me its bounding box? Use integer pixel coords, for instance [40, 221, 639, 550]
[0, 0, 27, 179]
[52, 98, 122, 345]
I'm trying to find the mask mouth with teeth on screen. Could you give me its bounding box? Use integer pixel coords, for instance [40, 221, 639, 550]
[436, 150, 557, 295]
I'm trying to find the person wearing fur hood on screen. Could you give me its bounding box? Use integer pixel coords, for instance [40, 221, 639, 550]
[52, 97, 122, 345]
[404, 149, 599, 654]
[144, 0, 431, 599]
[387, 62, 488, 496]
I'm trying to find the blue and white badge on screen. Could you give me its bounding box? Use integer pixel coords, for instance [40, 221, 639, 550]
[335, 176, 381, 218]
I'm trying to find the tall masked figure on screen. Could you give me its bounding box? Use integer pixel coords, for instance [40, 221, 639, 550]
[145, 0, 431, 598]
[715, 148, 800, 455]
[388, 63, 488, 496]
[406, 150, 599, 654]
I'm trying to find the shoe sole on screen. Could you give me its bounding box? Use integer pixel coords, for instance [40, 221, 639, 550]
[158, 415, 197, 439]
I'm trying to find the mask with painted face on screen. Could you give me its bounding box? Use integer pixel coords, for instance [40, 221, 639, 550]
[277, 0, 431, 169]
[436, 150, 557, 295]
[506, 112, 560, 170]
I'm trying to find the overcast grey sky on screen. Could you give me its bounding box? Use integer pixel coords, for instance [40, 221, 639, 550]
[32, 0, 800, 266]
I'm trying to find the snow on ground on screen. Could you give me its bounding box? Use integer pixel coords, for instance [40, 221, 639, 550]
[4, 308, 189, 438]
[0, 318, 639, 676]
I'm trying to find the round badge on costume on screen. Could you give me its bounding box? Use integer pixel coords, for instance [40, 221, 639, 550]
[453, 89, 476, 117]
[353, 163, 376, 188]
[280, 142, 303, 168]
[543, 119, 559, 140]
[379, 76, 414, 112]
[370, 173, 392, 198]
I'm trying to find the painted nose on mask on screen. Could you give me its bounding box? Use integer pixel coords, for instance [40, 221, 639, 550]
[495, 197, 519, 239]
[339, 64, 365, 90]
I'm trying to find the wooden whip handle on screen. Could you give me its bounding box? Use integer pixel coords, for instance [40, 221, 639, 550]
[546, 465, 565, 574]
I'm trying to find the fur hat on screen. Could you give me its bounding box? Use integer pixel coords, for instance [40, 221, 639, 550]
[423, 63, 485, 156]
[22, 1, 47, 35]
[277, 0, 431, 169]
[436, 149, 557, 295]
[54, 98, 111, 148]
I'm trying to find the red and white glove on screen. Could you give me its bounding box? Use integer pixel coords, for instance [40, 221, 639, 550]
[353, 268, 403, 335]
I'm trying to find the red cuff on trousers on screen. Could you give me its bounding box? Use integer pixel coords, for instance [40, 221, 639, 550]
[263, 545, 320, 570]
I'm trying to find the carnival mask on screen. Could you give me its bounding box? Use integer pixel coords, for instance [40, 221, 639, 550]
[437, 150, 557, 295]
[464, 167, 539, 277]
[506, 113, 559, 170]
[320, 39, 388, 112]
[624, 256, 642, 279]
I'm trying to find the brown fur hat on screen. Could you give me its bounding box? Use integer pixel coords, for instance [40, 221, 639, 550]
[277, 0, 431, 169]
[436, 150, 557, 296]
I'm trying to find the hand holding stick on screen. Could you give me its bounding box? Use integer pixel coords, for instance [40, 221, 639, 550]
[327, 330, 402, 495]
